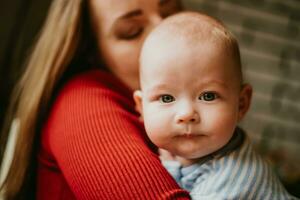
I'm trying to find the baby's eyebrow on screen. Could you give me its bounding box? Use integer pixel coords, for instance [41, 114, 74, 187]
[143, 84, 172, 97]
[145, 83, 170, 92]
[198, 80, 229, 89]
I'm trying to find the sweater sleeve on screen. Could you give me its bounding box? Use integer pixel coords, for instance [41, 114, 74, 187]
[43, 72, 190, 199]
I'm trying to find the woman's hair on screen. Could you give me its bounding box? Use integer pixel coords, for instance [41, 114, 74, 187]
[0, 0, 97, 198]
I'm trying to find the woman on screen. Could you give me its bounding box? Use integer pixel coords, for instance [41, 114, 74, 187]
[0, 0, 190, 199]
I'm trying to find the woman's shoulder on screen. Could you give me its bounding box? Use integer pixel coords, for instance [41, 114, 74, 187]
[53, 69, 133, 105]
[60, 69, 132, 97]
[42, 69, 140, 148]
[47, 69, 137, 123]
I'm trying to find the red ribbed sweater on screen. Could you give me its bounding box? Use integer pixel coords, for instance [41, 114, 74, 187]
[37, 69, 190, 199]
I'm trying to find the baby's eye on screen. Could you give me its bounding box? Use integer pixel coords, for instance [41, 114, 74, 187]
[159, 94, 175, 103]
[199, 92, 218, 101]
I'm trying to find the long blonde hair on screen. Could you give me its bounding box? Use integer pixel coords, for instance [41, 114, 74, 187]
[0, 0, 93, 198]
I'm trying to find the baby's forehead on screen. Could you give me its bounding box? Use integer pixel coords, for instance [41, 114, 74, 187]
[148, 12, 230, 46]
[140, 12, 243, 87]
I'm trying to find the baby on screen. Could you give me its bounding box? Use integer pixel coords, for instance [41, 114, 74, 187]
[134, 12, 296, 199]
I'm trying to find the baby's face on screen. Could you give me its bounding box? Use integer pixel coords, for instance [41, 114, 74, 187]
[138, 38, 248, 159]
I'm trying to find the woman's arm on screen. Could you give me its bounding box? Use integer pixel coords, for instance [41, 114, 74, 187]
[43, 71, 190, 199]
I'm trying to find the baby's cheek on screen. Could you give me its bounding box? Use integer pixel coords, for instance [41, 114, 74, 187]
[145, 127, 169, 148]
[143, 110, 170, 146]
[214, 113, 235, 128]
[203, 108, 237, 137]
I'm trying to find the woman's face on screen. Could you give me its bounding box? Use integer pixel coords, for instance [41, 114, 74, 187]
[89, 0, 182, 90]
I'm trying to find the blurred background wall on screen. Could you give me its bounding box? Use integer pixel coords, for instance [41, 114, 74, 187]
[0, 0, 299, 197]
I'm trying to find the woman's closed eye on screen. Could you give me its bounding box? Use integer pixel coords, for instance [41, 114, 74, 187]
[198, 92, 219, 101]
[159, 94, 175, 103]
[114, 21, 144, 40]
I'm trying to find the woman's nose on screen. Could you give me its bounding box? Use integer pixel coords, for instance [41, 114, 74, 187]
[175, 104, 200, 124]
[150, 14, 163, 28]
[142, 14, 163, 41]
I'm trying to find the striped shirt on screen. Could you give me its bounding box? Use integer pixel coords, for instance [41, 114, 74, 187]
[162, 129, 297, 200]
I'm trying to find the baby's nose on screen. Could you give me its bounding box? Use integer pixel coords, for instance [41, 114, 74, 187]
[175, 106, 200, 124]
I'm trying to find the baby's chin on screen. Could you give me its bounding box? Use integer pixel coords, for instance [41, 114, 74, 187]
[170, 146, 211, 160]
[170, 141, 225, 160]
[176, 150, 209, 160]
[172, 149, 211, 167]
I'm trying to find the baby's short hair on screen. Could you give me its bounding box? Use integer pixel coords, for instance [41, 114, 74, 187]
[141, 11, 243, 85]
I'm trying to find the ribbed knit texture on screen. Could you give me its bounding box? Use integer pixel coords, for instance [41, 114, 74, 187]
[37, 69, 190, 200]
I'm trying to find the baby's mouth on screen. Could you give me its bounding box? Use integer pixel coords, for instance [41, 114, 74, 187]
[173, 128, 205, 139]
[182, 133, 197, 138]
[177, 125, 203, 138]
[175, 133, 204, 140]
[182, 132, 202, 136]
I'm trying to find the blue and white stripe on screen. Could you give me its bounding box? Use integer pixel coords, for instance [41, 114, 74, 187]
[162, 133, 298, 200]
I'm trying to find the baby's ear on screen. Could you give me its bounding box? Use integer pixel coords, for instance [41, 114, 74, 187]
[238, 84, 252, 121]
[133, 90, 143, 116]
